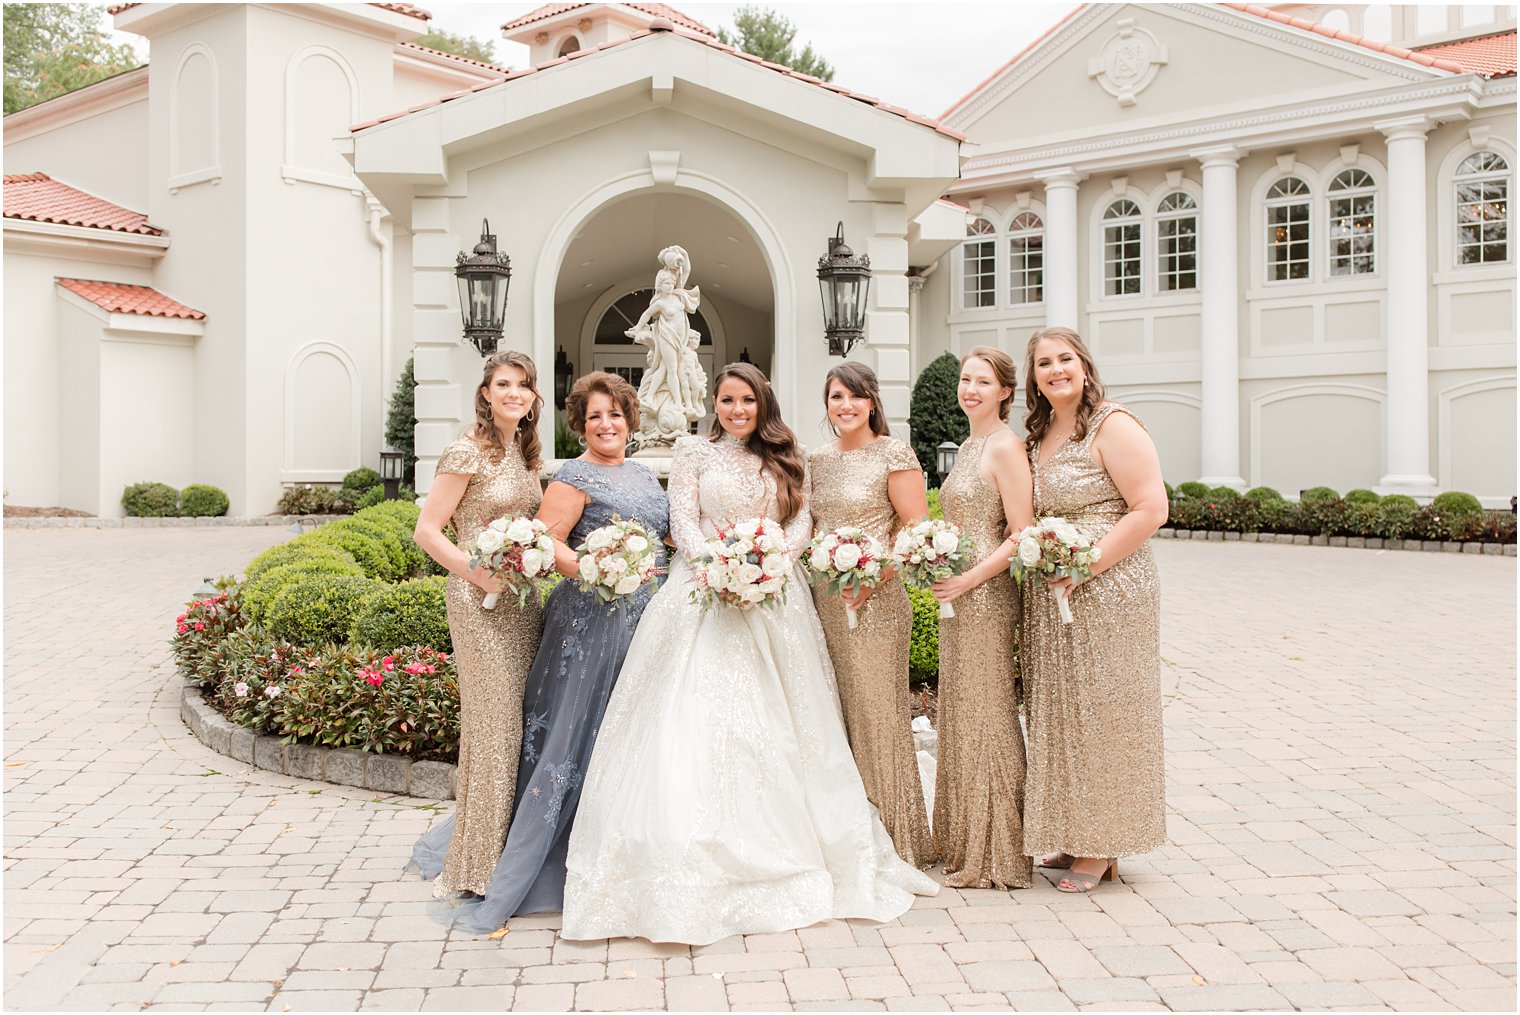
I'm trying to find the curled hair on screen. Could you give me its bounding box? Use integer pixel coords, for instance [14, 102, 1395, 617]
[1021, 326, 1106, 452]
[962, 345, 1020, 421]
[470, 350, 543, 472]
[710, 362, 807, 526]
[565, 371, 640, 436]
[822, 361, 890, 438]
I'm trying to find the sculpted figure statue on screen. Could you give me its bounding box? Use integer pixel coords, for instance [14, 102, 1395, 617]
[626, 245, 707, 450]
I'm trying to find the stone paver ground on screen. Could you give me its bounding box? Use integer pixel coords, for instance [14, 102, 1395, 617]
[3, 528, 1515, 1012]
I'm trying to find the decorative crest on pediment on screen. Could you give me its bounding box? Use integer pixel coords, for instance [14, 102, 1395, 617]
[1087, 18, 1168, 108]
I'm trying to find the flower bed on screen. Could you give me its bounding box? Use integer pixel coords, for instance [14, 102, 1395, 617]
[1164, 485, 1516, 545]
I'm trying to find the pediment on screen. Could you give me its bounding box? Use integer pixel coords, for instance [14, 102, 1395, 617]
[945, 3, 1451, 146]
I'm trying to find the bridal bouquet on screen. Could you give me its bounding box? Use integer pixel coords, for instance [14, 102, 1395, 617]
[574, 517, 661, 604]
[689, 516, 790, 611]
[892, 519, 974, 620]
[804, 527, 884, 630]
[467, 515, 557, 610]
[1009, 517, 1102, 625]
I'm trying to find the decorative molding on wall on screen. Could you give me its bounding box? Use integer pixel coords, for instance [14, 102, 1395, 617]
[1088, 18, 1168, 108]
[1248, 381, 1385, 483]
[283, 45, 363, 194]
[168, 43, 222, 193]
[283, 341, 362, 474]
[1436, 375, 1516, 490]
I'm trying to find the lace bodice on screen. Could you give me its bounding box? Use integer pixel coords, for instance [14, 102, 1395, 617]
[552, 458, 670, 563]
[667, 434, 811, 562]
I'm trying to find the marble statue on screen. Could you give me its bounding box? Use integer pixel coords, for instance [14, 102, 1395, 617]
[626, 245, 707, 451]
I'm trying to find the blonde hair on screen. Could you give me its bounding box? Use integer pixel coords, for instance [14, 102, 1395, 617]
[962, 345, 1019, 421]
[1022, 326, 1105, 451]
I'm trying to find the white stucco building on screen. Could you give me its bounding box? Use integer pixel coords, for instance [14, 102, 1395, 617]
[4, 2, 1515, 514]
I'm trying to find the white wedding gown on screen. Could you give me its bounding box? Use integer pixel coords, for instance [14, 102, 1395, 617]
[561, 434, 938, 944]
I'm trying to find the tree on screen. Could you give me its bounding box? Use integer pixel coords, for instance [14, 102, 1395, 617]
[385, 357, 417, 486]
[412, 29, 497, 65]
[4, 4, 141, 115]
[908, 352, 968, 489]
[715, 6, 834, 81]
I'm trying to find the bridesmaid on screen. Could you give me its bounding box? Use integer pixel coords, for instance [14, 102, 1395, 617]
[1020, 326, 1167, 893]
[423, 371, 669, 931]
[930, 345, 1034, 891]
[409, 350, 544, 897]
[808, 362, 936, 869]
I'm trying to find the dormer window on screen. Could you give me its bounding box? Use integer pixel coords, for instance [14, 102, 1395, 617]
[558, 36, 581, 57]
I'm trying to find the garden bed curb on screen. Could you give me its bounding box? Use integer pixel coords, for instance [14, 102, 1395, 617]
[180, 681, 456, 799]
[1154, 529, 1516, 555]
[7, 514, 351, 529]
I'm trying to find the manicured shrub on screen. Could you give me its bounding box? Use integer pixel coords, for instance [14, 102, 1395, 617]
[1432, 491, 1483, 519]
[243, 557, 365, 625]
[1299, 486, 1340, 504]
[355, 485, 386, 511]
[357, 498, 422, 530]
[340, 467, 382, 503]
[1254, 497, 1299, 533]
[908, 352, 968, 488]
[906, 584, 939, 686]
[328, 516, 412, 578]
[122, 481, 179, 517]
[385, 357, 418, 486]
[179, 483, 230, 517]
[1163, 481, 1174, 500]
[305, 526, 398, 582]
[1298, 493, 1346, 535]
[1343, 488, 1380, 506]
[1207, 486, 1242, 501]
[1175, 481, 1210, 500]
[264, 574, 382, 647]
[1341, 502, 1382, 538]
[1376, 496, 1418, 540]
[245, 539, 357, 582]
[1244, 486, 1283, 502]
[349, 577, 451, 653]
[277, 484, 345, 515]
[353, 499, 427, 574]
[926, 488, 943, 521]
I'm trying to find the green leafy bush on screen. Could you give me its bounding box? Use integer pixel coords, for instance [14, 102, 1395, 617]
[180, 483, 230, 517]
[1377, 497, 1418, 539]
[385, 357, 418, 486]
[243, 557, 365, 626]
[355, 485, 386, 511]
[1207, 486, 1242, 501]
[340, 467, 382, 503]
[1299, 486, 1340, 504]
[122, 481, 179, 517]
[908, 352, 968, 488]
[1343, 488, 1380, 506]
[1432, 491, 1483, 522]
[264, 574, 382, 647]
[1167, 497, 1207, 530]
[1215, 496, 1259, 533]
[906, 584, 939, 685]
[1254, 497, 1299, 533]
[306, 526, 398, 582]
[555, 418, 581, 460]
[1175, 481, 1210, 499]
[1244, 486, 1282, 502]
[1163, 481, 1174, 500]
[926, 488, 943, 521]
[1341, 502, 1382, 538]
[245, 539, 357, 582]
[206, 629, 295, 735]
[170, 580, 243, 686]
[1478, 510, 1518, 544]
[349, 577, 451, 653]
[1299, 496, 1346, 536]
[1410, 504, 1479, 541]
[277, 484, 346, 515]
[270, 645, 457, 757]
[352, 500, 427, 575]
[326, 516, 410, 580]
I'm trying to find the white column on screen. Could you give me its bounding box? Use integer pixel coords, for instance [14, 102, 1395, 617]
[1194, 146, 1245, 488]
[867, 204, 913, 439]
[1035, 168, 1082, 330]
[1376, 116, 1437, 494]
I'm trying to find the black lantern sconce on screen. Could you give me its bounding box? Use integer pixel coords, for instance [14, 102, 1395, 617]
[816, 221, 871, 358]
[379, 445, 405, 500]
[936, 441, 960, 479]
[455, 218, 512, 356]
[554, 345, 574, 410]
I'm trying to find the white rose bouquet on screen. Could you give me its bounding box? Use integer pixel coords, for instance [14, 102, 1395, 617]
[688, 517, 790, 612]
[891, 518, 975, 620]
[573, 516, 662, 605]
[1008, 517, 1102, 625]
[467, 514, 557, 610]
[803, 526, 885, 630]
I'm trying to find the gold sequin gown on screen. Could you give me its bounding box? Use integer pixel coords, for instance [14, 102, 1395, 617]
[809, 437, 936, 869]
[934, 433, 1032, 890]
[428, 436, 543, 895]
[1023, 403, 1164, 859]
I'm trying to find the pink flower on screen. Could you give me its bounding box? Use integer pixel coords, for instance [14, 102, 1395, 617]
[289, 666, 304, 676]
[363, 668, 384, 687]
[381, 656, 394, 671]
[233, 682, 249, 698]
[176, 614, 186, 623]
[438, 653, 449, 661]
[193, 622, 205, 632]
[177, 624, 188, 634]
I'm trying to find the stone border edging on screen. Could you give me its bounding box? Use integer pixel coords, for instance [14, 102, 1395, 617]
[179, 681, 456, 799]
[1155, 528, 1516, 555]
[6, 514, 352, 529]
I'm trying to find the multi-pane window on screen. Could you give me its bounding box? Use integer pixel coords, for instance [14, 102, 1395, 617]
[1455, 151, 1510, 265]
[962, 218, 997, 308]
[1265, 177, 1311, 282]
[1102, 199, 1142, 296]
[1008, 212, 1044, 305]
[1328, 169, 1376, 276]
[1155, 192, 1198, 292]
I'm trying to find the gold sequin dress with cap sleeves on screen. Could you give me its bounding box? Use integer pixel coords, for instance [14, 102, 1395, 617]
[1022, 403, 1164, 860]
[428, 436, 543, 895]
[933, 432, 1031, 890]
[808, 436, 936, 869]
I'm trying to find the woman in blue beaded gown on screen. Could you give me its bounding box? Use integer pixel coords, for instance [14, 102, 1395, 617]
[409, 372, 669, 932]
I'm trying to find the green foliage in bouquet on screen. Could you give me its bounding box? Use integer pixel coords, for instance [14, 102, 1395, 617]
[180, 484, 230, 517]
[265, 574, 382, 647]
[349, 577, 452, 653]
[122, 481, 179, 517]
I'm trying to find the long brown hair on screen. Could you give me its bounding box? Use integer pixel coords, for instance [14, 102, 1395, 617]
[470, 350, 543, 471]
[1022, 326, 1105, 451]
[710, 362, 807, 525]
[962, 345, 1020, 421]
[822, 361, 890, 438]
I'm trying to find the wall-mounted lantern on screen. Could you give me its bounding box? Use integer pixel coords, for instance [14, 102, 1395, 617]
[454, 218, 511, 355]
[816, 221, 871, 358]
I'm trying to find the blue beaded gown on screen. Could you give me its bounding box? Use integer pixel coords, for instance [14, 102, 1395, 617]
[407, 458, 670, 933]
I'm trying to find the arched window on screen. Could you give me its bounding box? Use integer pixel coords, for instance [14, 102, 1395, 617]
[1008, 212, 1044, 305]
[1455, 151, 1510, 265]
[1328, 169, 1376, 276]
[558, 35, 581, 57]
[1102, 200, 1142, 296]
[962, 217, 997, 309]
[1321, 8, 1351, 32]
[1155, 192, 1198, 292]
[594, 289, 712, 388]
[1265, 177, 1311, 282]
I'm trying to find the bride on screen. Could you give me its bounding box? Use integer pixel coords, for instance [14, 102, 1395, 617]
[561, 362, 938, 945]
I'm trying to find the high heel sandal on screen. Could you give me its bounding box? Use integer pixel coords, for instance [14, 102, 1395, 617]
[1056, 859, 1119, 893]
[1038, 852, 1075, 869]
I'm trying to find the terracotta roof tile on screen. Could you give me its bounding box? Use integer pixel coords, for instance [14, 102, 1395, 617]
[352, 24, 965, 141]
[3, 173, 162, 235]
[397, 41, 506, 73]
[502, 2, 713, 36]
[1221, 3, 1467, 72]
[1415, 30, 1517, 78]
[57, 278, 204, 320]
[109, 2, 429, 20]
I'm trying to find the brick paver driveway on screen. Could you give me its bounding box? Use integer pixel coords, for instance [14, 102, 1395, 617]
[4, 527, 1515, 1012]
